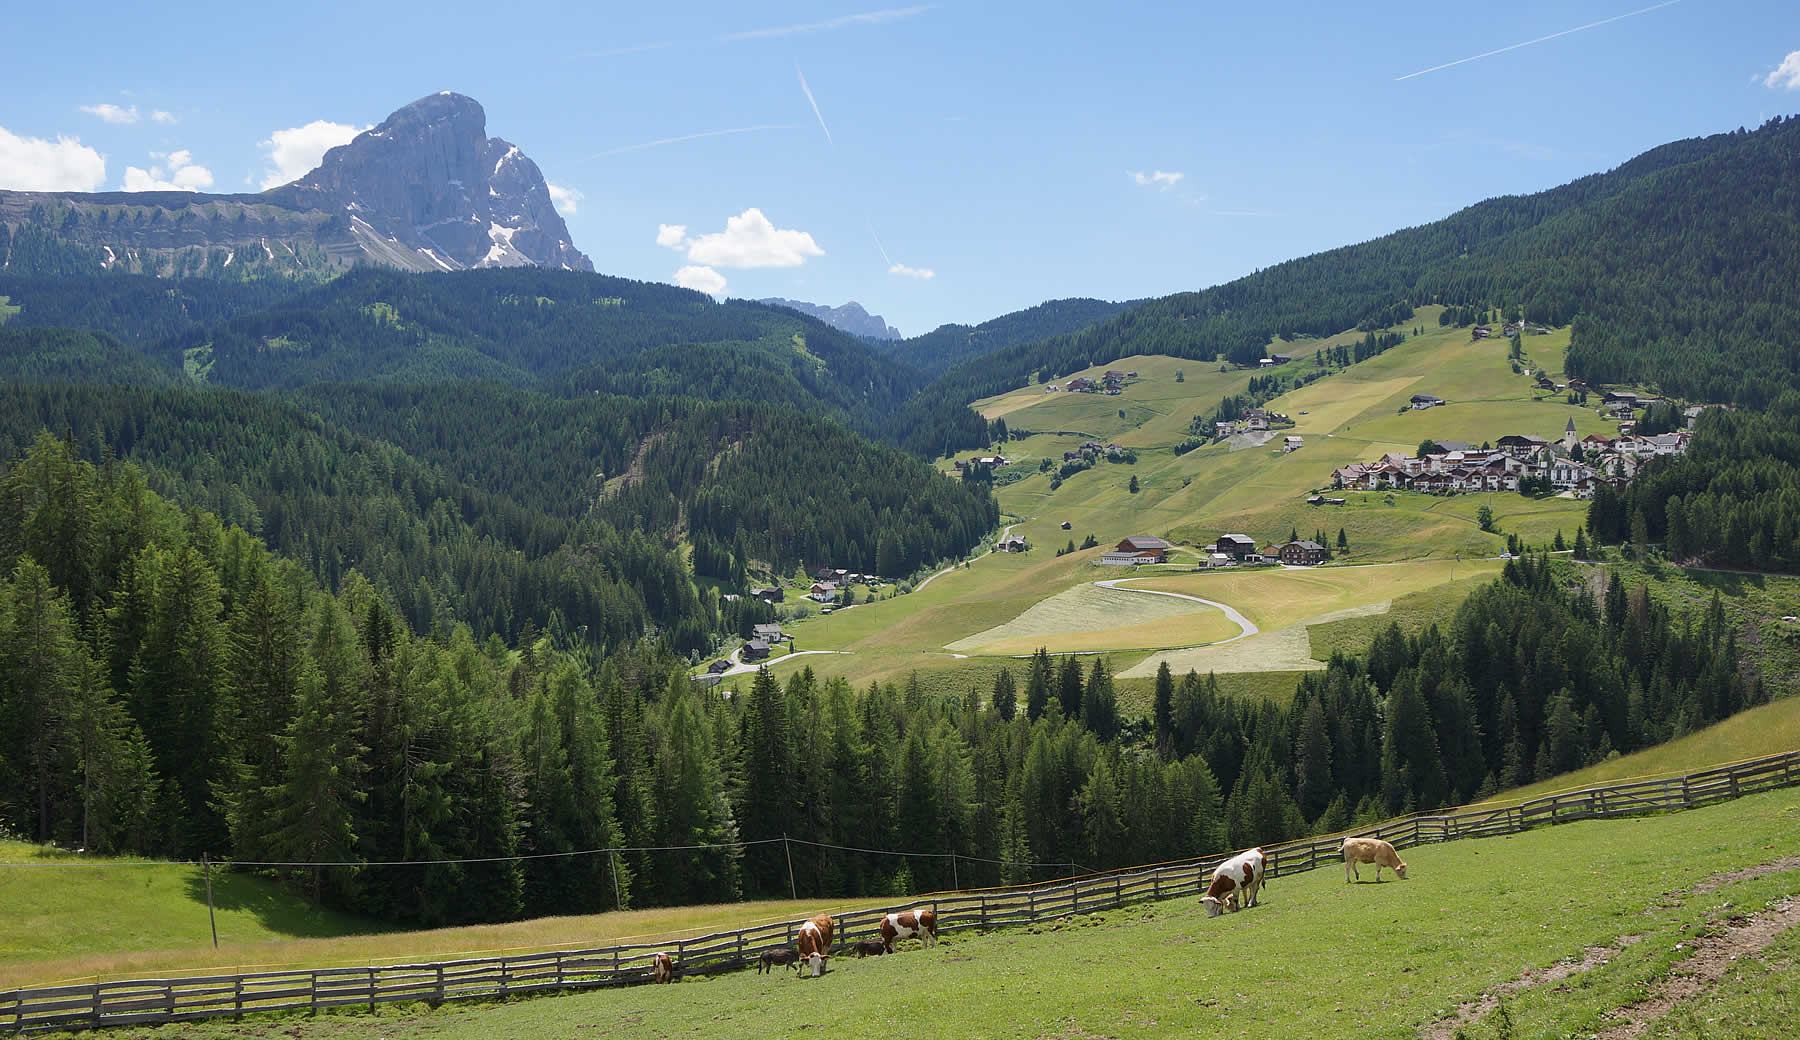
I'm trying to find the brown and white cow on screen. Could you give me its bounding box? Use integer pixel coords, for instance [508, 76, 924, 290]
[651, 952, 675, 984]
[1201, 847, 1267, 919]
[796, 913, 836, 977]
[877, 908, 938, 952]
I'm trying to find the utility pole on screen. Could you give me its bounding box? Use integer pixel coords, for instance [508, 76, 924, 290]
[783, 834, 798, 900]
[203, 853, 219, 948]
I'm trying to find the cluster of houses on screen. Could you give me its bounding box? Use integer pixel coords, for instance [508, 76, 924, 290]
[1212, 407, 1294, 441]
[1330, 418, 1691, 498]
[1046, 370, 1135, 395]
[1196, 533, 1329, 567]
[952, 454, 1011, 471]
[1063, 439, 1129, 463]
[1471, 321, 1549, 340]
[1258, 353, 1293, 368]
[804, 565, 885, 604]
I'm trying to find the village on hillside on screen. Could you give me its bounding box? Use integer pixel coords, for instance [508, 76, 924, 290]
[1329, 399, 1702, 498]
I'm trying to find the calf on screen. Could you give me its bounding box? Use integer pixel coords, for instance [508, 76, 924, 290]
[796, 913, 836, 977]
[651, 952, 674, 984]
[877, 908, 938, 952]
[758, 947, 801, 974]
[851, 938, 888, 958]
[1201, 847, 1267, 919]
[1341, 836, 1407, 883]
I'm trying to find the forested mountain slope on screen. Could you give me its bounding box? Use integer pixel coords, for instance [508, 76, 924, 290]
[902, 113, 1800, 453]
[890, 296, 1133, 372]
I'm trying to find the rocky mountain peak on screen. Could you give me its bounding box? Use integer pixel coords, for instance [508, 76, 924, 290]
[758, 298, 902, 340]
[270, 91, 592, 273]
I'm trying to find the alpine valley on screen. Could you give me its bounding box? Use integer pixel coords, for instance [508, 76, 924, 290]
[3, 97, 1800, 944]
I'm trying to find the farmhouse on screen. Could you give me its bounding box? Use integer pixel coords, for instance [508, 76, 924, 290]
[1283, 435, 1303, 452]
[1496, 434, 1549, 459]
[751, 586, 784, 603]
[1099, 550, 1159, 566]
[752, 623, 787, 643]
[1245, 409, 1269, 430]
[1115, 536, 1170, 562]
[742, 640, 771, 661]
[998, 536, 1029, 553]
[1410, 393, 1445, 410]
[1214, 533, 1258, 560]
[707, 659, 732, 674]
[1279, 540, 1329, 566]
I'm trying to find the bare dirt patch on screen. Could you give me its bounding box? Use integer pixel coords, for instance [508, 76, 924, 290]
[1420, 936, 1644, 1040]
[1594, 898, 1800, 1039]
[1689, 854, 1800, 894]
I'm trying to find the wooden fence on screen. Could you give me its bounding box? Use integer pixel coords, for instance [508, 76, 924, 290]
[7, 747, 1799, 1033]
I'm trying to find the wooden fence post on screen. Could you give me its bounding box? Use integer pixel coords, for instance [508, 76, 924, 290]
[367, 969, 376, 1012]
[309, 973, 318, 1016]
[92, 982, 102, 1030]
[436, 965, 446, 1004]
[234, 976, 243, 1019]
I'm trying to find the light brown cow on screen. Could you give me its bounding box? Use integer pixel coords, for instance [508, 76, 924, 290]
[796, 913, 836, 977]
[1200, 847, 1267, 919]
[651, 952, 674, 983]
[1341, 837, 1407, 882]
[877, 908, 938, 952]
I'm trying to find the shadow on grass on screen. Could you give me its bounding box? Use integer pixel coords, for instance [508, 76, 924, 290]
[182, 869, 382, 940]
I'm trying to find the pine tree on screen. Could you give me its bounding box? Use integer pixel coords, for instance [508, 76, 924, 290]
[737, 666, 793, 895]
[990, 667, 1017, 721]
[1024, 649, 1054, 720]
[1083, 657, 1118, 740]
[1152, 662, 1175, 760]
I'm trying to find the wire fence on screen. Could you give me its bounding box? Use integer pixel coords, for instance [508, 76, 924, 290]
[6, 747, 1799, 1034]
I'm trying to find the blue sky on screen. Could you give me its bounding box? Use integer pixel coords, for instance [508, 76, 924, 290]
[2, 0, 1797, 336]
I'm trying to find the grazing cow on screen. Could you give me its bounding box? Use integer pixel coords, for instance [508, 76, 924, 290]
[851, 938, 888, 958]
[1201, 847, 1267, 919]
[651, 952, 674, 984]
[1341, 837, 1408, 883]
[796, 913, 836, 977]
[877, 908, 939, 952]
[758, 947, 801, 974]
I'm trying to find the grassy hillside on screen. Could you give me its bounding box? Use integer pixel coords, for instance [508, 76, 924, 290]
[84, 784, 1800, 1040]
[0, 842, 375, 988]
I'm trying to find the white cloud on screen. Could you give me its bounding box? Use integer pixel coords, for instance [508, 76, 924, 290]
[681, 208, 823, 268]
[0, 127, 107, 191]
[675, 265, 728, 295]
[889, 263, 935, 279]
[1130, 169, 1185, 189]
[547, 182, 583, 215]
[80, 103, 140, 125]
[1766, 51, 1800, 90]
[151, 110, 177, 125]
[258, 119, 369, 190]
[656, 223, 689, 248]
[120, 148, 214, 191]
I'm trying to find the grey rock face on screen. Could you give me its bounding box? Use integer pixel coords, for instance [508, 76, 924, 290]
[759, 298, 901, 340]
[272, 92, 592, 272]
[0, 91, 590, 278]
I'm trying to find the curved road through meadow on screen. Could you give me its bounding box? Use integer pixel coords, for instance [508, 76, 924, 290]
[1092, 577, 1260, 644]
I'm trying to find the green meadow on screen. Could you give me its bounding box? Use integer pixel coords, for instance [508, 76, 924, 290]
[75, 784, 1800, 1040]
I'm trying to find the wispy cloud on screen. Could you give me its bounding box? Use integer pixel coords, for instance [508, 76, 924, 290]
[596, 124, 799, 157]
[725, 5, 931, 41]
[150, 110, 177, 125]
[796, 67, 833, 146]
[1396, 0, 1681, 81]
[1767, 51, 1800, 90]
[889, 263, 935, 279]
[547, 183, 583, 215]
[582, 6, 930, 59]
[1130, 169, 1185, 189]
[80, 103, 139, 125]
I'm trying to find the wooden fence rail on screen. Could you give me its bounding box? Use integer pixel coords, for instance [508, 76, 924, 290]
[7, 747, 1799, 1033]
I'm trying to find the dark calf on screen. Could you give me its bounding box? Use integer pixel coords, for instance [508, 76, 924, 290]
[852, 938, 888, 958]
[758, 947, 801, 974]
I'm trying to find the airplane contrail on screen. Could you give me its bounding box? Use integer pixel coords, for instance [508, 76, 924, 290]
[1396, 0, 1681, 81]
[796, 66, 834, 146]
[594, 125, 799, 157]
[868, 223, 896, 266]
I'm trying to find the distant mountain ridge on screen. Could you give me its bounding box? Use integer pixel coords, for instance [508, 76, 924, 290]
[758, 298, 900, 340]
[0, 92, 590, 278]
[891, 297, 1133, 371]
